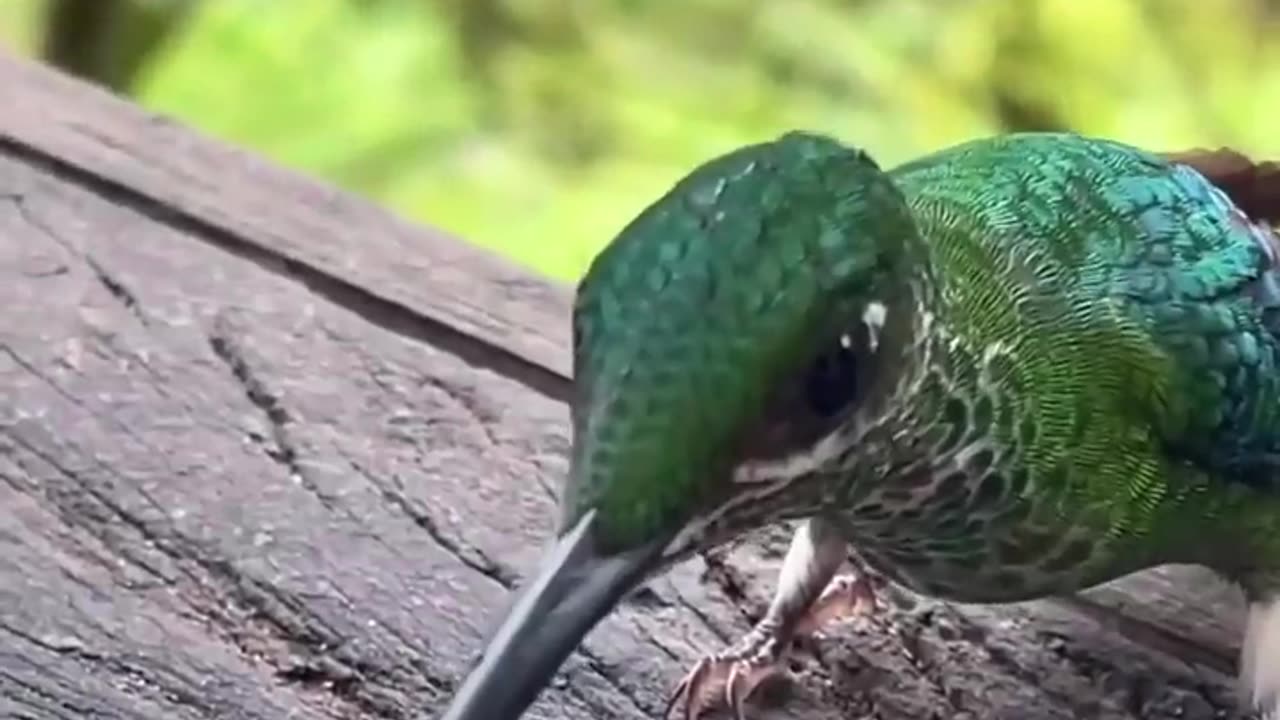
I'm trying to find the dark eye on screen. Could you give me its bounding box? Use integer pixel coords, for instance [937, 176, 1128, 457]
[738, 333, 865, 462]
[804, 334, 859, 418]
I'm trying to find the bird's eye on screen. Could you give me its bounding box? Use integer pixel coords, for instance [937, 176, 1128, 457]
[804, 334, 859, 418]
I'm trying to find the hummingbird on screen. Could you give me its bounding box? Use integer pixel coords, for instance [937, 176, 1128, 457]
[437, 131, 1280, 720]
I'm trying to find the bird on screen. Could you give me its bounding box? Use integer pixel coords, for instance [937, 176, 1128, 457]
[437, 130, 1280, 720]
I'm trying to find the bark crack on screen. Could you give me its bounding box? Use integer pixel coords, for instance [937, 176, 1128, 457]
[0, 664, 93, 719]
[421, 376, 501, 449]
[0, 619, 230, 716]
[5, 192, 149, 327]
[84, 255, 147, 326]
[343, 456, 517, 589]
[0, 135, 571, 402]
[205, 317, 340, 514]
[0, 427, 442, 720]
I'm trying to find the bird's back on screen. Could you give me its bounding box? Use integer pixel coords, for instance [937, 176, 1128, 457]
[880, 134, 1280, 585]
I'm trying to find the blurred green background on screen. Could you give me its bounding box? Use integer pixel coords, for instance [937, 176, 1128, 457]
[0, 0, 1274, 282]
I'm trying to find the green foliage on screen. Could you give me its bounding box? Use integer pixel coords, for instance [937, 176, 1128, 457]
[0, 0, 44, 50]
[4, 0, 1276, 282]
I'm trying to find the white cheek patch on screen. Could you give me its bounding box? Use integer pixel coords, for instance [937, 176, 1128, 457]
[861, 301, 887, 352]
[665, 302, 891, 561]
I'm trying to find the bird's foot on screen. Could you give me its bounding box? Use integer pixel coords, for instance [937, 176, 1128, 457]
[664, 572, 877, 720]
[663, 623, 783, 720]
[794, 571, 879, 636]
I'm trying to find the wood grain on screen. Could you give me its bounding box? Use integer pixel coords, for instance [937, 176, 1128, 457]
[0, 50, 573, 398]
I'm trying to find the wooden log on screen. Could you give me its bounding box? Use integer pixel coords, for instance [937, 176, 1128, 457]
[0, 50, 1255, 719]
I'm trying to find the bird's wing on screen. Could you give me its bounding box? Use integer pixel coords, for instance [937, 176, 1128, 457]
[1140, 147, 1280, 484]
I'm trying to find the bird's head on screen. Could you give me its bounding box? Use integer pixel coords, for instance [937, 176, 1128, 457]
[440, 131, 924, 719]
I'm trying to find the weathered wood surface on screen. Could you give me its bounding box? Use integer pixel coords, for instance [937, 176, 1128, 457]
[0, 50, 1259, 719]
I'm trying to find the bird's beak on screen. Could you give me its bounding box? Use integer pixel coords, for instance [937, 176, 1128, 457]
[439, 508, 669, 720]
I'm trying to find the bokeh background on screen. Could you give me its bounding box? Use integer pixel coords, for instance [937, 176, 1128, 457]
[1, 0, 1274, 282]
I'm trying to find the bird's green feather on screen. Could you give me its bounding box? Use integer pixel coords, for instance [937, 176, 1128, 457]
[566, 129, 1280, 593]
[886, 134, 1280, 590]
[565, 132, 920, 550]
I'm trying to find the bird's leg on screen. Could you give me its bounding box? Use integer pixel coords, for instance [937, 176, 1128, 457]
[664, 517, 877, 720]
[1241, 593, 1280, 719]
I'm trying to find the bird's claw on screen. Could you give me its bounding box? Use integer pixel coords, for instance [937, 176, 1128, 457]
[795, 571, 879, 635]
[663, 630, 782, 720]
[663, 571, 878, 720]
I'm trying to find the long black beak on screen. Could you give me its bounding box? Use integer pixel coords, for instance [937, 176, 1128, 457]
[438, 509, 668, 720]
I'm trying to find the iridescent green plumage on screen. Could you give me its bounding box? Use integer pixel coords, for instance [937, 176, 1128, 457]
[798, 131, 1280, 602]
[565, 135, 917, 551]
[440, 131, 1280, 720]
[873, 136, 1280, 597]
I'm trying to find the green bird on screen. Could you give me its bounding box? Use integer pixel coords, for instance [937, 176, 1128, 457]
[438, 131, 1280, 720]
